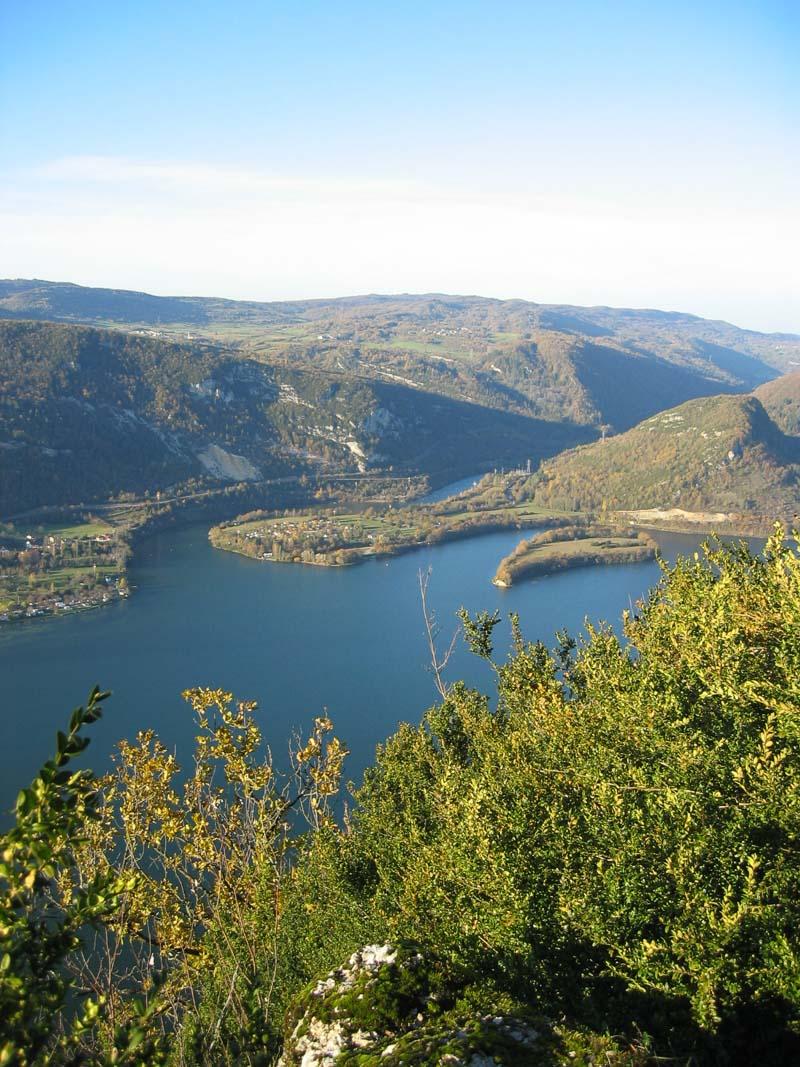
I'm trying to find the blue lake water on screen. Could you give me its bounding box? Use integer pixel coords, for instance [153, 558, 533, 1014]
[0, 507, 748, 818]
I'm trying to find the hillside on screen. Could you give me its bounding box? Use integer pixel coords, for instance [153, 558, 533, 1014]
[755, 370, 800, 436]
[525, 393, 800, 521]
[0, 320, 589, 515]
[2, 279, 795, 434]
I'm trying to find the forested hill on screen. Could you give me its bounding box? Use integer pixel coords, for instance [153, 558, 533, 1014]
[755, 370, 800, 436]
[0, 319, 589, 515]
[2, 279, 796, 434]
[525, 392, 800, 521]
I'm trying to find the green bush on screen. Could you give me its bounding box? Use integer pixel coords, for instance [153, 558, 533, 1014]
[273, 528, 800, 1062]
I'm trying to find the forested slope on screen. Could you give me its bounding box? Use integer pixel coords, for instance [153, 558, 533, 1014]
[0, 320, 589, 514]
[756, 370, 800, 436]
[3, 279, 795, 434]
[526, 393, 800, 520]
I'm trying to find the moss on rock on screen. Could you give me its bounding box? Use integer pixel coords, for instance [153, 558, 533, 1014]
[279, 943, 647, 1066]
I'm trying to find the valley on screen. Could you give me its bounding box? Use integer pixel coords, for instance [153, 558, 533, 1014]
[0, 513, 736, 819]
[5, 5, 799, 1060]
[2, 281, 799, 627]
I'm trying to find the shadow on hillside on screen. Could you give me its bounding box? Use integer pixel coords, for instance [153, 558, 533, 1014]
[694, 339, 777, 388]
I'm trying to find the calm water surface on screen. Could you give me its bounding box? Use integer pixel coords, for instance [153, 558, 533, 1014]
[0, 506, 751, 816]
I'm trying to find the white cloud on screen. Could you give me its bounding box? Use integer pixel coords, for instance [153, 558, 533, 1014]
[30, 156, 437, 204]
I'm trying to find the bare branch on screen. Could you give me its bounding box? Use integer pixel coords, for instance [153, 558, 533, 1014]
[418, 567, 458, 700]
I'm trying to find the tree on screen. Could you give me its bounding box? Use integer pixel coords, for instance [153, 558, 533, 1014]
[1, 689, 348, 1065]
[0, 688, 167, 1065]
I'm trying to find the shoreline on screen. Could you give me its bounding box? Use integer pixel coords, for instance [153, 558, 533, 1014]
[0, 586, 129, 629]
[210, 508, 776, 574]
[209, 514, 556, 569]
[492, 526, 658, 588]
[0, 489, 780, 630]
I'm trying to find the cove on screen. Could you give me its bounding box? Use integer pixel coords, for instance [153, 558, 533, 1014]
[0, 515, 743, 818]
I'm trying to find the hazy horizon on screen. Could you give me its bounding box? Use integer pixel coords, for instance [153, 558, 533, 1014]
[2, 1, 797, 332]
[4, 274, 799, 339]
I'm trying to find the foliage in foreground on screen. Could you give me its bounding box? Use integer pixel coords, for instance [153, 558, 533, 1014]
[274, 527, 800, 1063]
[0, 688, 166, 1065]
[0, 689, 347, 1065]
[1, 527, 799, 1064]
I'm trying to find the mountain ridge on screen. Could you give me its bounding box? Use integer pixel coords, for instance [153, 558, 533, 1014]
[2, 278, 798, 343]
[3, 283, 799, 521]
[2, 279, 794, 439]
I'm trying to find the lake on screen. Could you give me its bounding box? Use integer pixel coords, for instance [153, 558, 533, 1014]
[0, 505, 745, 818]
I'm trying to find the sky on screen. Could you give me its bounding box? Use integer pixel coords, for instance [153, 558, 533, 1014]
[1, 0, 798, 332]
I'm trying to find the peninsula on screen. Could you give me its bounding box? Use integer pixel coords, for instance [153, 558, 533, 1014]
[208, 488, 573, 567]
[492, 525, 658, 587]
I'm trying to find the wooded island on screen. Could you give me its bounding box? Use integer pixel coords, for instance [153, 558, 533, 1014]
[492, 525, 658, 587]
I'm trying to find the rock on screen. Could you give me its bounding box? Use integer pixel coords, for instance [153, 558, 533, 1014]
[196, 442, 261, 481]
[279, 942, 545, 1065]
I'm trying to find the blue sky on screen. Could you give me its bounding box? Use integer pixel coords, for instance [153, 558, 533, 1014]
[1, 1, 797, 330]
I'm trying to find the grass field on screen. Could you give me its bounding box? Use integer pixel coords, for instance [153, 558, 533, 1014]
[32, 519, 113, 539]
[230, 498, 564, 539]
[382, 339, 465, 357]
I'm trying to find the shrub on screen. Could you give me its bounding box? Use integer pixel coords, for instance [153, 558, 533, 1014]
[279, 529, 800, 1061]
